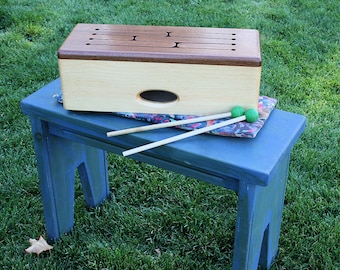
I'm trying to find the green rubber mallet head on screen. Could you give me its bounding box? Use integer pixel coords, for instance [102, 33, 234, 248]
[231, 106, 245, 118]
[244, 108, 259, 123]
[231, 106, 259, 123]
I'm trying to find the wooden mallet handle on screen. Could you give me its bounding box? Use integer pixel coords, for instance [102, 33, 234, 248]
[106, 111, 232, 137]
[122, 108, 259, 156]
[122, 115, 246, 156]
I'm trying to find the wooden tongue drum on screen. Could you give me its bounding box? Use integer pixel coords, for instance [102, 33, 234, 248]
[58, 24, 261, 115]
[58, 24, 261, 155]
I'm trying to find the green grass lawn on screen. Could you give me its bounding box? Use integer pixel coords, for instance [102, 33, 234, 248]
[1, 0, 339, 269]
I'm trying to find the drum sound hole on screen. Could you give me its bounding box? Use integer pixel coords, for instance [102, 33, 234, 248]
[139, 90, 178, 103]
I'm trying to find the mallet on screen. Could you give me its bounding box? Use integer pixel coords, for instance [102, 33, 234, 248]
[107, 111, 234, 137]
[122, 107, 259, 157]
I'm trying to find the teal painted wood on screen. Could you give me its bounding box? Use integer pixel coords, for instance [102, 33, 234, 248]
[233, 154, 291, 269]
[21, 79, 306, 270]
[28, 114, 109, 240]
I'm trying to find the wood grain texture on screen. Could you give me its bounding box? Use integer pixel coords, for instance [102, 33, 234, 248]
[58, 24, 261, 114]
[59, 59, 261, 115]
[58, 24, 261, 67]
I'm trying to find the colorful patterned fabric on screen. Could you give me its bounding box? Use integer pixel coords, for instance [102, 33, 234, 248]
[54, 93, 277, 138]
[114, 96, 277, 138]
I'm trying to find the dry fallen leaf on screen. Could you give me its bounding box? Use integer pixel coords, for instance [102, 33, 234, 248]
[155, 248, 161, 256]
[25, 236, 53, 255]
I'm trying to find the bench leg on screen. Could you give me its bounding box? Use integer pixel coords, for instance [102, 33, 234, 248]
[30, 118, 110, 242]
[232, 154, 290, 270]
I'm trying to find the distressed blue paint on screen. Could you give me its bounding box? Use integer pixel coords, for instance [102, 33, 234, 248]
[21, 79, 306, 269]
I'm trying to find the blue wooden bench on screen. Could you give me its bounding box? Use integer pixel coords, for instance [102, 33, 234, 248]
[21, 79, 305, 269]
